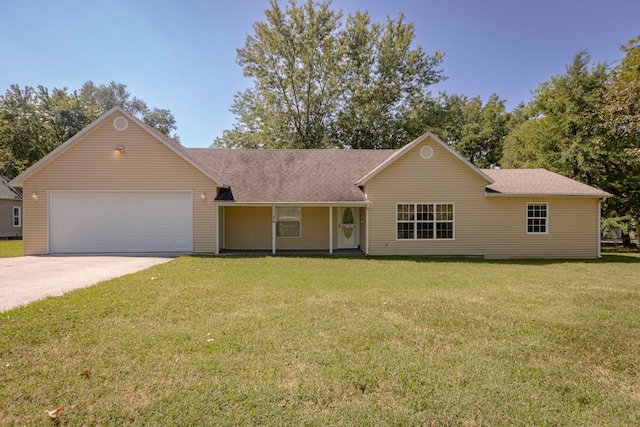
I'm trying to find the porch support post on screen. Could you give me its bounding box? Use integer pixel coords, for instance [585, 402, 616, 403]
[272, 206, 276, 254]
[329, 206, 333, 254]
[215, 204, 219, 255]
[365, 205, 370, 255]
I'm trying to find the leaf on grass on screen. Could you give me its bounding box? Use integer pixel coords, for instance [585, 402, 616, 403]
[46, 407, 64, 418]
[79, 369, 91, 377]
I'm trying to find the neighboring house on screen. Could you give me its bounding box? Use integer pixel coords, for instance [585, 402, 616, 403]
[0, 175, 23, 239]
[10, 107, 611, 258]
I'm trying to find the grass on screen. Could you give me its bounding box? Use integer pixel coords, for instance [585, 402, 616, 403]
[1, 255, 639, 425]
[0, 239, 22, 258]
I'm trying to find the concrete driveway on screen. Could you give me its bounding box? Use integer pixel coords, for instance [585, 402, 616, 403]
[0, 255, 176, 312]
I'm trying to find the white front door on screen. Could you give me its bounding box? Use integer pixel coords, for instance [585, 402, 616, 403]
[338, 207, 359, 249]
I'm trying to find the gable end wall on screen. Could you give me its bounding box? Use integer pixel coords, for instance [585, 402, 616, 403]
[365, 136, 600, 258]
[22, 114, 217, 255]
[366, 136, 489, 256]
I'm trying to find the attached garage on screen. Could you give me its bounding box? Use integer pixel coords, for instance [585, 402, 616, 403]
[49, 191, 193, 253]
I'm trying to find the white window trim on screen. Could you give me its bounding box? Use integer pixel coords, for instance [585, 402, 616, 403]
[275, 206, 302, 238]
[526, 202, 549, 235]
[12, 206, 21, 227]
[396, 203, 455, 241]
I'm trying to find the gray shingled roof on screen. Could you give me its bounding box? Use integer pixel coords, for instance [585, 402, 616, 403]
[0, 176, 22, 200]
[186, 149, 610, 202]
[483, 168, 611, 197]
[186, 148, 394, 203]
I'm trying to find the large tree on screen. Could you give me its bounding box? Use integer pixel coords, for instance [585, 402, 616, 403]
[502, 52, 610, 182]
[214, 0, 444, 149]
[0, 85, 91, 177]
[602, 36, 640, 139]
[502, 48, 640, 235]
[411, 93, 515, 168]
[0, 81, 177, 177]
[79, 81, 177, 137]
[333, 11, 444, 149]
[599, 37, 640, 235]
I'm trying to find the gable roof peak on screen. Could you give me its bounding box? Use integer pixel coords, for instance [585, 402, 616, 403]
[356, 132, 494, 186]
[9, 107, 227, 188]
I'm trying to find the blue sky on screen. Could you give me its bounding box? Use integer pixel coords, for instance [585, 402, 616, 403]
[1, 0, 638, 148]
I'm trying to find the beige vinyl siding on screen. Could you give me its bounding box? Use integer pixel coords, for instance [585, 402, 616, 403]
[224, 206, 272, 250]
[22, 194, 48, 254]
[224, 206, 331, 251]
[22, 113, 217, 255]
[366, 136, 490, 257]
[481, 197, 600, 259]
[365, 136, 602, 258]
[277, 207, 329, 250]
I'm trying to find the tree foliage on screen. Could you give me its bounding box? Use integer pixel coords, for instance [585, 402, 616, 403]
[0, 81, 177, 177]
[214, 0, 445, 149]
[0, 85, 91, 177]
[416, 93, 516, 168]
[502, 47, 640, 232]
[602, 36, 640, 139]
[600, 37, 640, 233]
[79, 81, 178, 139]
[334, 11, 444, 149]
[503, 52, 609, 179]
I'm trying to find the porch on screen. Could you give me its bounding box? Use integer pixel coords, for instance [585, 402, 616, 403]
[215, 204, 368, 255]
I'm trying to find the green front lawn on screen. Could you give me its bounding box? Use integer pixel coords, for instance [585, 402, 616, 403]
[0, 239, 22, 258]
[2, 255, 639, 425]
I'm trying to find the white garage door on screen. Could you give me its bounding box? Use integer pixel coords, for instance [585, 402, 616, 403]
[50, 191, 193, 253]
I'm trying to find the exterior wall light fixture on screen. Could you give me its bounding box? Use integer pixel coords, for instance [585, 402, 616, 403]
[31, 192, 39, 202]
[115, 145, 125, 152]
[201, 192, 206, 202]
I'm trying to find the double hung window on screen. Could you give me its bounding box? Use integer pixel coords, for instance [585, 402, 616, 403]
[527, 203, 548, 234]
[397, 203, 454, 240]
[13, 206, 21, 227]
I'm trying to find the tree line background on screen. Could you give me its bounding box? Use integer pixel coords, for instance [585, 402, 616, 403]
[1, 0, 638, 237]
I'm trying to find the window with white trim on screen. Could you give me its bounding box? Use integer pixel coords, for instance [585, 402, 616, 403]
[276, 207, 301, 237]
[527, 203, 548, 234]
[13, 206, 21, 227]
[397, 203, 454, 240]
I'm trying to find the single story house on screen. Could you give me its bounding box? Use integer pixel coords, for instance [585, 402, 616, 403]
[0, 175, 22, 239]
[10, 107, 611, 258]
